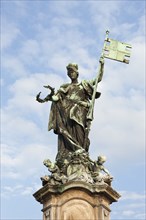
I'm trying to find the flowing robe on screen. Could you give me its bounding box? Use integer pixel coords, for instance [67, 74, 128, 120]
[48, 79, 99, 162]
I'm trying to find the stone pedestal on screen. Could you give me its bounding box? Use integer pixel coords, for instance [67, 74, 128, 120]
[33, 181, 120, 220]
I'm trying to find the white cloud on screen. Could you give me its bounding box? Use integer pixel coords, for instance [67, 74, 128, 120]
[111, 190, 145, 219]
[134, 213, 146, 219]
[1, 19, 21, 50]
[1, 143, 56, 180]
[89, 80, 144, 164]
[122, 210, 135, 216]
[2, 56, 28, 77]
[1, 110, 43, 144]
[19, 39, 40, 64]
[4, 73, 64, 120]
[128, 203, 145, 209]
[47, 1, 79, 18]
[88, 1, 122, 36]
[0, 78, 4, 86]
[1, 182, 41, 199]
[119, 191, 146, 200]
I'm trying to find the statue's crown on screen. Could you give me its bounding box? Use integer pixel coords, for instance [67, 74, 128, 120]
[66, 63, 78, 72]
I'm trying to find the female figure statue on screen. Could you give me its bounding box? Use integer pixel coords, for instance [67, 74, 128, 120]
[36, 61, 104, 164]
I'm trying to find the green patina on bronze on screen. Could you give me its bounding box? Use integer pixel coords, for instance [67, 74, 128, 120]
[36, 31, 132, 186]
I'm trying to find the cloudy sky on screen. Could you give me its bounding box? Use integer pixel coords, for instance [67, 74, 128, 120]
[1, 0, 145, 219]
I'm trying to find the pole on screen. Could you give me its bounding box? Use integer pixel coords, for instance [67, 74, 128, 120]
[84, 31, 109, 150]
[87, 30, 109, 121]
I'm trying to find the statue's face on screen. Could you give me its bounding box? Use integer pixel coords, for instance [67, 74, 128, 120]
[67, 68, 78, 80]
[43, 159, 51, 167]
[98, 158, 106, 165]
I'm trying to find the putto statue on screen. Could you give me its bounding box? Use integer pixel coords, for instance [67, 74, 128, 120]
[36, 31, 132, 186]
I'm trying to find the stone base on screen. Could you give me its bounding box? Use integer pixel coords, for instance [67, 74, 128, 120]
[33, 181, 120, 220]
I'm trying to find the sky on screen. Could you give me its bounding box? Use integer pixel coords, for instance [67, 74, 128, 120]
[1, 0, 145, 219]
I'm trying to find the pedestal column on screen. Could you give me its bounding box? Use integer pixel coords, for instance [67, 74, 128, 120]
[33, 181, 120, 220]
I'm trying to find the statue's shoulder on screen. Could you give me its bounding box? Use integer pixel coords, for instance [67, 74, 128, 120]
[58, 83, 70, 93]
[81, 79, 88, 86]
[81, 79, 95, 86]
[81, 79, 93, 90]
[60, 83, 70, 89]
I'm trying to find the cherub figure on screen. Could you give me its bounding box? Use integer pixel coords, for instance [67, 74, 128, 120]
[92, 156, 113, 185]
[43, 159, 58, 173]
[41, 159, 67, 185]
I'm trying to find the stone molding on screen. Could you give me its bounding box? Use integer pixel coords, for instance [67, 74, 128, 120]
[33, 181, 120, 220]
[33, 181, 120, 204]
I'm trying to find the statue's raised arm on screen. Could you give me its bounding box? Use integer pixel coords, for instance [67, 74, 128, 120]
[36, 85, 55, 103]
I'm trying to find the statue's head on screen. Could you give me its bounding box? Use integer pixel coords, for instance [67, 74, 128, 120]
[43, 159, 52, 167]
[66, 63, 79, 79]
[97, 155, 106, 164]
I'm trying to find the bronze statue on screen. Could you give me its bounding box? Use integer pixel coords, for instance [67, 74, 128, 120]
[36, 31, 132, 186]
[36, 60, 104, 164]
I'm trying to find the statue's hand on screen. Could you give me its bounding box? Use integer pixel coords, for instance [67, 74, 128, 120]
[36, 92, 46, 103]
[36, 92, 41, 101]
[99, 56, 104, 65]
[43, 85, 55, 96]
[52, 95, 60, 102]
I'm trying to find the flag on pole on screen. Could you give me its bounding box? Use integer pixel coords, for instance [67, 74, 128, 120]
[103, 35, 132, 64]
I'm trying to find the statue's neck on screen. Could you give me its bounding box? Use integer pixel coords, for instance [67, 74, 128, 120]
[71, 79, 78, 84]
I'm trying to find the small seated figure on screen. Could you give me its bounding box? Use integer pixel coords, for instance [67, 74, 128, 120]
[92, 155, 113, 185]
[40, 175, 50, 186]
[41, 159, 67, 185]
[43, 159, 58, 173]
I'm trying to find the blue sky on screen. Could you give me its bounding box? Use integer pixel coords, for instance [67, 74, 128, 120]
[1, 0, 145, 219]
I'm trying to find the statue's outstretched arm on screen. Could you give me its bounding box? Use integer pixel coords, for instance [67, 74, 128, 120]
[36, 85, 55, 103]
